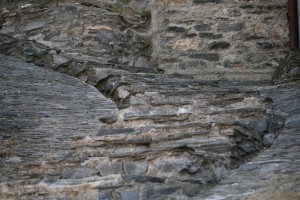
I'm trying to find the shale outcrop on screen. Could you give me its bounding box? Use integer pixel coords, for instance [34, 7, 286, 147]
[0, 1, 299, 200]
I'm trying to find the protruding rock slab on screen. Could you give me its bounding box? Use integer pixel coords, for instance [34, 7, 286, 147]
[0, 55, 118, 183]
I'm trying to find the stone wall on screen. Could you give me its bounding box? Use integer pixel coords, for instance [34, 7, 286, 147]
[151, 0, 289, 81]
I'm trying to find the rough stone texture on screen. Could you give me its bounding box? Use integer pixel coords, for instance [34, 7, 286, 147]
[0, 1, 299, 200]
[0, 54, 117, 183]
[273, 50, 300, 82]
[152, 0, 288, 80]
[194, 82, 300, 200]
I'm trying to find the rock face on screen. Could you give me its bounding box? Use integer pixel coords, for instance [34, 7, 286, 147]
[195, 83, 300, 200]
[0, 1, 299, 200]
[0, 54, 118, 182]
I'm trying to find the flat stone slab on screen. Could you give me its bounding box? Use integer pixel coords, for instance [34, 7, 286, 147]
[0, 55, 117, 183]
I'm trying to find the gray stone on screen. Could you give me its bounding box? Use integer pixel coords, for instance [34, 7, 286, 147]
[44, 170, 61, 184]
[124, 162, 148, 175]
[122, 175, 165, 183]
[0, 33, 17, 45]
[4, 155, 20, 162]
[189, 53, 219, 61]
[0, 2, 298, 199]
[121, 191, 139, 200]
[262, 133, 275, 147]
[194, 23, 211, 31]
[260, 163, 280, 173]
[290, 67, 300, 78]
[0, 25, 15, 34]
[0, 54, 117, 184]
[146, 187, 178, 199]
[65, 6, 77, 13]
[257, 42, 280, 49]
[100, 162, 123, 176]
[218, 22, 245, 32]
[22, 47, 38, 56]
[249, 118, 269, 132]
[52, 54, 69, 66]
[179, 60, 207, 70]
[193, 0, 222, 4]
[99, 112, 118, 124]
[199, 32, 222, 39]
[98, 192, 113, 200]
[24, 21, 46, 32]
[135, 57, 149, 68]
[210, 41, 231, 50]
[167, 26, 186, 33]
[240, 140, 257, 153]
[248, 53, 265, 63]
[94, 31, 116, 43]
[129, 0, 149, 13]
[98, 128, 136, 136]
[62, 167, 98, 179]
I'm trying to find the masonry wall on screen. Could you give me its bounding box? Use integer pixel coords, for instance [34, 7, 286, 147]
[151, 0, 289, 81]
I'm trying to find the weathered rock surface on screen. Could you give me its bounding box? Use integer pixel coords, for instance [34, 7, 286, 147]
[152, 0, 288, 80]
[194, 82, 300, 200]
[0, 1, 299, 200]
[0, 54, 117, 182]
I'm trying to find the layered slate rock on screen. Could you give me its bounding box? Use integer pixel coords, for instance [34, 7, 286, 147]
[0, 54, 281, 200]
[0, 55, 118, 184]
[195, 82, 300, 200]
[0, 2, 299, 200]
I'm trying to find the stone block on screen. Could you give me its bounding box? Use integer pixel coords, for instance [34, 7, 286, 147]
[124, 162, 148, 175]
[249, 118, 269, 132]
[24, 21, 45, 32]
[257, 42, 280, 49]
[100, 162, 123, 176]
[167, 26, 186, 33]
[218, 22, 245, 32]
[210, 41, 230, 50]
[52, 54, 69, 66]
[65, 6, 78, 13]
[44, 170, 61, 184]
[189, 53, 219, 61]
[262, 133, 275, 147]
[98, 192, 113, 200]
[239, 140, 257, 153]
[199, 32, 222, 39]
[194, 23, 211, 31]
[62, 167, 98, 179]
[121, 191, 139, 200]
[179, 60, 206, 70]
